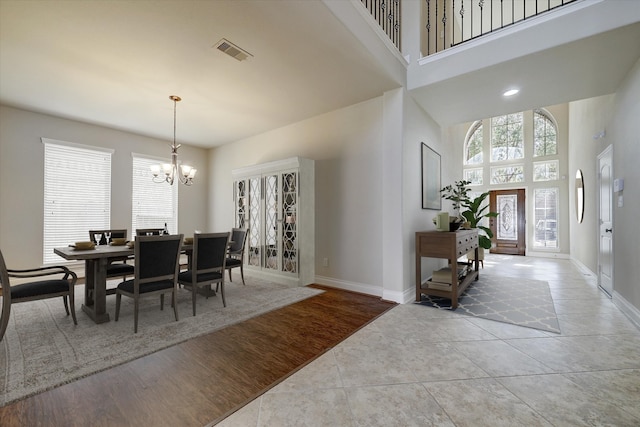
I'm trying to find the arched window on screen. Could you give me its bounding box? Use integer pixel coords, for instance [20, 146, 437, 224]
[464, 121, 483, 165]
[534, 109, 557, 157]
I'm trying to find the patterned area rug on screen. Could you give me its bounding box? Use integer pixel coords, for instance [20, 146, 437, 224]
[417, 274, 560, 334]
[0, 277, 323, 407]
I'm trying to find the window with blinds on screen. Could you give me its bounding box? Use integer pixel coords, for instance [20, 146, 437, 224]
[131, 155, 178, 235]
[43, 138, 113, 264]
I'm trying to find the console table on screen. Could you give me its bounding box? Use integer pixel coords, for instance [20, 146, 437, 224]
[415, 229, 479, 308]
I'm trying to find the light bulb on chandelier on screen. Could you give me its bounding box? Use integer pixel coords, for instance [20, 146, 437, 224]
[150, 95, 197, 186]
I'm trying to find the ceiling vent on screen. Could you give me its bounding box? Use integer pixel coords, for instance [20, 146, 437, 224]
[214, 38, 252, 62]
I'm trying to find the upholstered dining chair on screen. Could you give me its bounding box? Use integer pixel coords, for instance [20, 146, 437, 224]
[178, 232, 230, 315]
[226, 228, 248, 285]
[114, 234, 183, 333]
[89, 229, 135, 292]
[0, 249, 77, 342]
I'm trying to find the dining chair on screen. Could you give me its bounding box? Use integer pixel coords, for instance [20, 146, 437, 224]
[0, 249, 77, 342]
[178, 232, 230, 315]
[114, 234, 183, 333]
[89, 229, 135, 293]
[135, 228, 164, 237]
[226, 228, 248, 285]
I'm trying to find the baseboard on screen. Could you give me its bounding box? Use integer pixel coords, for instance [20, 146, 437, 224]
[612, 291, 640, 331]
[569, 257, 598, 287]
[313, 275, 383, 298]
[526, 251, 570, 259]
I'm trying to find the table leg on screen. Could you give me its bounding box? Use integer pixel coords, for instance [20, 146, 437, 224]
[81, 258, 110, 324]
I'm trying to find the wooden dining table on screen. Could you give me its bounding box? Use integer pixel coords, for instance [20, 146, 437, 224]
[54, 243, 192, 324]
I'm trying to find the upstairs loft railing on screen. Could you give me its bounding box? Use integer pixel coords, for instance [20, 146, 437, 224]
[423, 0, 579, 56]
[360, 0, 402, 50]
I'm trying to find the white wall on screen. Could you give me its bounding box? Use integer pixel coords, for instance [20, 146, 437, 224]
[209, 97, 386, 296]
[568, 94, 615, 273]
[0, 105, 208, 268]
[568, 58, 640, 319]
[403, 93, 451, 302]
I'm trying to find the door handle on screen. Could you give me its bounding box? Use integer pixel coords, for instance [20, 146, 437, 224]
[605, 228, 612, 233]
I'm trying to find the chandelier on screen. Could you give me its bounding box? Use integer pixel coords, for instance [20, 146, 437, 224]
[150, 95, 196, 186]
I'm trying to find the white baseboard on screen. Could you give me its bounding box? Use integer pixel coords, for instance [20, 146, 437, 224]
[526, 251, 570, 259]
[613, 291, 640, 331]
[570, 257, 598, 287]
[314, 275, 383, 297]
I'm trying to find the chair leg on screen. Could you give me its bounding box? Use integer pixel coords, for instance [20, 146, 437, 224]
[115, 293, 121, 321]
[160, 294, 164, 311]
[240, 264, 245, 285]
[192, 285, 197, 316]
[172, 291, 179, 321]
[228, 268, 232, 283]
[69, 289, 77, 325]
[62, 295, 70, 315]
[220, 281, 226, 307]
[0, 301, 10, 342]
[134, 298, 139, 333]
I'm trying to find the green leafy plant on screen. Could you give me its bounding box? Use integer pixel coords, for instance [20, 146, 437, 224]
[461, 192, 499, 249]
[440, 180, 472, 220]
[441, 180, 499, 249]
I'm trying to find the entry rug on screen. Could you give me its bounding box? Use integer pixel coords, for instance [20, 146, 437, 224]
[417, 274, 560, 333]
[0, 277, 323, 406]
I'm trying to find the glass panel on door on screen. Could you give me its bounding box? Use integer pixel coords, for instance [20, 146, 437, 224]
[248, 177, 261, 267]
[282, 172, 297, 273]
[264, 174, 278, 270]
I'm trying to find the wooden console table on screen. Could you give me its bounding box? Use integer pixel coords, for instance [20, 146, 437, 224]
[415, 229, 479, 308]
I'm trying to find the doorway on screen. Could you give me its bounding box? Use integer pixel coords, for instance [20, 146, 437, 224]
[489, 189, 526, 255]
[597, 146, 614, 297]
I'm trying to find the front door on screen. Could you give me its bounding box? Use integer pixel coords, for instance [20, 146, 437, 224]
[489, 189, 526, 255]
[598, 146, 614, 297]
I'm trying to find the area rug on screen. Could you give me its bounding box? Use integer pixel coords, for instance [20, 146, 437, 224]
[416, 274, 560, 334]
[0, 277, 323, 407]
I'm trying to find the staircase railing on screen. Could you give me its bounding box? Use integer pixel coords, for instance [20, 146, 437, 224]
[360, 0, 402, 50]
[423, 0, 579, 56]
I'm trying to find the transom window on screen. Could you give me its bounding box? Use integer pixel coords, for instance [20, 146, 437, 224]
[464, 168, 483, 185]
[534, 110, 557, 157]
[491, 165, 524, 184]
[491, 113, 523, 162]
[533, 160, 559, 182]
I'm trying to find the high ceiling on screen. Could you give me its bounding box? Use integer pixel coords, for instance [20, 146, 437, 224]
[0, 0, 401, 148]
[1, 1, 639, 148]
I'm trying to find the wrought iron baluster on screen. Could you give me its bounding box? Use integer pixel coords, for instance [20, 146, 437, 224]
[441, 3, 447, 51]
[426, 0, 431, 55]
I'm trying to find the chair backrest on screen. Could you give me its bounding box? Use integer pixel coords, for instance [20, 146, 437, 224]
[229, 228, 248, 255]
[193, 232, 230, 273]
[136, 228, 164, 237]
[89, 229, 128, 245]
[0, 250, 12, 341]
[135, 234, 183, 285]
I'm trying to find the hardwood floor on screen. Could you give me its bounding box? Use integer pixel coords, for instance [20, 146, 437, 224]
[0, 285, 396, 426]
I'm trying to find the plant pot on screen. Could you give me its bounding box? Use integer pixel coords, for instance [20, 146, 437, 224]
[449, 222, 461, 232]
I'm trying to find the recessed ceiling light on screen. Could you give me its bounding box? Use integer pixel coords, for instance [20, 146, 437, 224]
[503, 88, 519, 97]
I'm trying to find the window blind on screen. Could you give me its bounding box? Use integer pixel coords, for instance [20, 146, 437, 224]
[131, 155, 178, 234]
[43, 138, 112, 264]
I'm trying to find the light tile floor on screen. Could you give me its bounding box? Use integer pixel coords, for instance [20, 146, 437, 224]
[217, 255, 640, 426]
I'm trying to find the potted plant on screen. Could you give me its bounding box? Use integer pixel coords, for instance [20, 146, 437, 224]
[461, 191, 499, 250]
[440, 180, 472, 230]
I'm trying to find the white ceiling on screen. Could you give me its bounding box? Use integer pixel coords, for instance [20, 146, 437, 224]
[0, 0, 401, 148]
[1, 1, 639, 148]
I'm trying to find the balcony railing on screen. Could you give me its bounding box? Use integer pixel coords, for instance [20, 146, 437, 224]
[360, 0, 402, 50]
[423, 0, 579, 56]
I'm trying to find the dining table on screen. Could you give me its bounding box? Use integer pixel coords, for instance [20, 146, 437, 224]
[54, 242, 193, 324]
